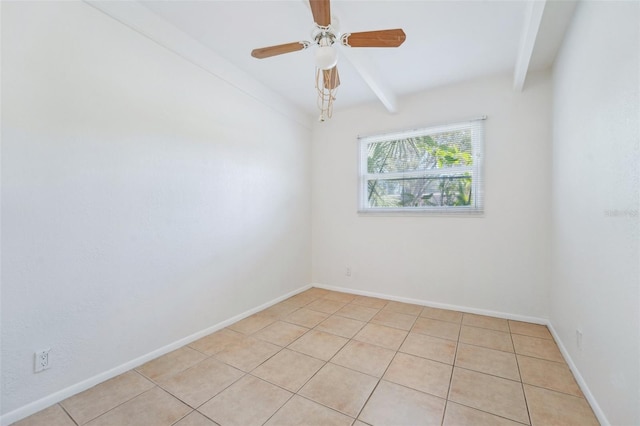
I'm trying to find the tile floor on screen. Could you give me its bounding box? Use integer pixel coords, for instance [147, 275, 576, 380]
[14, 288, 600, 426]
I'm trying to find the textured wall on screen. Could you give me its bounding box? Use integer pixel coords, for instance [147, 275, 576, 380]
[1, 1, 311, 416]
[550, 1, 640, 424]
[311, 71, 552, 318]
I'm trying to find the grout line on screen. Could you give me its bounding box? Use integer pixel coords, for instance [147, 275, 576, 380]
[190, 372, 246, 411]
[441, 309, 463, 425]
[441, 402, 450, 426]
[509, 329, 532, 426]
[352, 318, 416, 422]
[293, 394, 358, 422]
[258, 396, 296, 425]
[57, 404, 79, 426]
[445, 400, 531, 426]
[450, 365, 521, 383]
[77, 385, 159, 425]
[254, 384, 297, 426]
[169, 409, 195, 426]
[522, 382, 590, 399]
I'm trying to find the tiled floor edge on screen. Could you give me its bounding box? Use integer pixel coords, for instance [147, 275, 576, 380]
[312, 282, 609, 426]
[0, 284, 312, 426]
[546, 322, 609, 426]
[310, 283, 547, 324]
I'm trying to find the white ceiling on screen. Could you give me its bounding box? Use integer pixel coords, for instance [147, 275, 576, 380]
[133, 0, 575, 118]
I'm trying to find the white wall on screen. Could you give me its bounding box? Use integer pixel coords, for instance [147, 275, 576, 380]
[550, 1, 639, 425]
[312, 71, 552, 318]
[1, 1, 310, 417]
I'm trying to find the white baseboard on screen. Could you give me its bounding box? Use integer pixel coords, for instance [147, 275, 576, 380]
[311, 283, 548, 324]
[4, 282, 609, 426]
[0, 284, 311, 426]
[545, 323, 609, 426]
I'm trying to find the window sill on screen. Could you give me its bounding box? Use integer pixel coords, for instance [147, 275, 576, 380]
[357, 208, 484, 217]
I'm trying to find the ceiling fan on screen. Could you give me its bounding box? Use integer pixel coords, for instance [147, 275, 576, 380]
[250, 0, 406, 121]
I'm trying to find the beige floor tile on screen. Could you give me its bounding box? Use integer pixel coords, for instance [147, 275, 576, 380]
[508, 321, 552, 340]
[285, 292, 319, 307]
[322, 291, 357, 303]
[351, 295, 388, 309]
[512, 334, 564, 362]
[264, 395, 353, 426]
[455, 343, 520, 381]
[459, 326, 514, 352]
[85, 387, 190, 426]
[137, 347, 207, 382]
[359, 380, 446, 426]
[288, 329, 348, 361]
[334, 303, 380, 322]
[383, 301, 424, 316]
[300, 363, 378, 417]
[188, 328, 245, 356]
[228, 314, 275, 335]
[282, 307, 329, 328]
[449, 368, 529, 424]
[316, 315, 366, 338]
[400, 332, 457, 365]
[306, 298, 347, 314]
[61, 371, 154, 424]
[443, 401, 524, 426]
[462, 313, 510, 332]
[353, 323, 408, 350]
[524, 384, 598, 426]
[412, 317, 461, 341]
[518, 355, 582, 396]
[331, 340, 396, 377]
[252, 348, 325, 392]
[174, 411, 219, 426]
[252, 321, 308, 347]
[399, 333, 458, 365]
[303, 287, 330, 298]
[13, 404, 76, 426]
[156, 357, 243, 408]
[371, 310, 417, 331]
[420, 307, 463, 324]
[20, 291, 600, 426]
[198, 375, 291, 426]
[213, 336, 280, 372]
[383, 353, 452, 398]
[260, 301, 301, 319]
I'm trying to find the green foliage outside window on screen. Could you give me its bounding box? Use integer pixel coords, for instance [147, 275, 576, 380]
[366, 130, 473, 208]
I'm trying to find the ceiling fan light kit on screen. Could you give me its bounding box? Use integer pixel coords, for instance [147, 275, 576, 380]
[250, 0, 406, 121]
[315, 45, 338, 70]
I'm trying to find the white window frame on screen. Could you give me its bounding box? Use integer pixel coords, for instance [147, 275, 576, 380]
[358, 117, 485, 215]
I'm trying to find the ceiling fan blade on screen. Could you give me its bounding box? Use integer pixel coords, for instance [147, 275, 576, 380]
[251, 42, 308, 59]
[342, 29, 406, 48]
[309, 0, 331, 27]
[323, 66, 340, 90]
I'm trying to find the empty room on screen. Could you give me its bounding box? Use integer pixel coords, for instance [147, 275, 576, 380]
[1, 0, 638, 425]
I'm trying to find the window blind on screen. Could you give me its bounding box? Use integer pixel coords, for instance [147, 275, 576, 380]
[358, 117, 485, 214]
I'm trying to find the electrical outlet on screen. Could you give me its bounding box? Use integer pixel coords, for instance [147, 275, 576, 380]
[576, 330, 583, 351]
[34, 349, 50, 373]
[345, 267, 352, 277]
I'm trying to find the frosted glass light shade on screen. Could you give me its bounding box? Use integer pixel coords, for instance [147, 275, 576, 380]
[315, 45, 338, 70]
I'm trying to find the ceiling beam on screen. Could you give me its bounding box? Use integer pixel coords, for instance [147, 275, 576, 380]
[339, 47, 398, 113]
[513, 0, 547, 91]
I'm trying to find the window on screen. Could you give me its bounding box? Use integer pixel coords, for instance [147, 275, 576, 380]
[359, 117, 485, 214]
